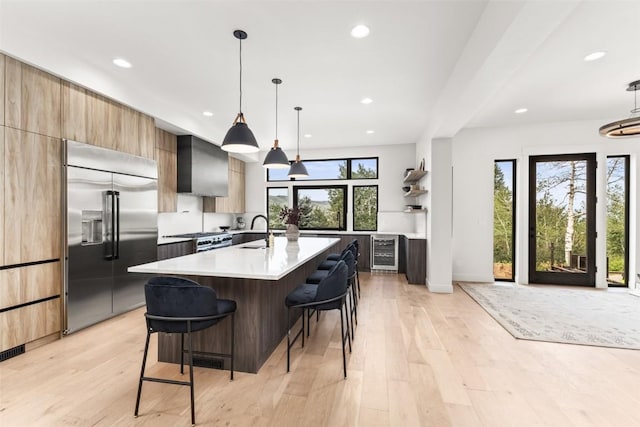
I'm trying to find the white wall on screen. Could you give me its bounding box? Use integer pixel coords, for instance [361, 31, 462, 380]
[451, 119, 639, 287]
[244, 143, 419, 233]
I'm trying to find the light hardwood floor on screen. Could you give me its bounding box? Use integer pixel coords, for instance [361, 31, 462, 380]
[3, 273, 640, 426]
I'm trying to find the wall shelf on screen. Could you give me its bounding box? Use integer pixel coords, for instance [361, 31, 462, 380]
[403, 169, 427, 184]
[404, 189, 427, 197]
[403, 208, 427, 213]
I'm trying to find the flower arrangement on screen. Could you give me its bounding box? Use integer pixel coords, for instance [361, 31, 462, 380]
[279, 206, 301, 226]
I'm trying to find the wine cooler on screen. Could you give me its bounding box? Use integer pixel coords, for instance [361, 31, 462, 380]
[370, 235, 399, 271]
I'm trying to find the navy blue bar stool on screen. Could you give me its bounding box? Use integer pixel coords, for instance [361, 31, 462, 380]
[285, 261, 351, 378]
[135, 276, 236, 426]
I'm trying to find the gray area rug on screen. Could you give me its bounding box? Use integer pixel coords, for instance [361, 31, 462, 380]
[459, 283, 640, 350]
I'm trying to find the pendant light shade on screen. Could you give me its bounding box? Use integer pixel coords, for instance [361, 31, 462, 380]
[288, 106, 308, 178]
[263, 78, 290, 168]
[599, 79, 640, 138]
[222, 30, 260, 153]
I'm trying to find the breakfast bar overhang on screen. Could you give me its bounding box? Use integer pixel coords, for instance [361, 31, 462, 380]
[128, 236, 340, 373]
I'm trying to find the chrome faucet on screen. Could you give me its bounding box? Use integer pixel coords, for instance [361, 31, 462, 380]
[250, 214, 268, 230]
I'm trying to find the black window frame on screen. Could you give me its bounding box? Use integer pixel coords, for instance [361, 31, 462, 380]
[293, 185, 348, 231]
[267, 157, 378, 181]
[605, 154, 630, 287]
[352, 185, 379, 231]
[494, 159, 516, 282]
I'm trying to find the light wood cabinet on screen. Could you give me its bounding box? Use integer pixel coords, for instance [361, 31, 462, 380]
[207, 156, 245, 213]
[62, 82, 87, 143]
[138, 113, 155, 160]
[0, 298, 60, 352]
[0, 127, 3, 265]
[5, 57, 61, 138]
[156, 128, 177, 212]
[0, 262, 61, 310]
[4, 128, 62, 265]
[0, 54, 5, 126]
[119, 106, 139, 155]
[86, 91, 122, 151]
[62, 82, 155, 160]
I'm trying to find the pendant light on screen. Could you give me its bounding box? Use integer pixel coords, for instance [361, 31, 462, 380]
[599, 79, 640, 138]
[263, 78, 290, 168]
[221, 30, 259, 153]
[288, 106, 309, 178]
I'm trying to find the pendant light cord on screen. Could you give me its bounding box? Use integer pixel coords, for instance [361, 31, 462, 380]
[275, 83, 278, 139]
[297, 108, 300, 155]
[239, 36, 243, 114]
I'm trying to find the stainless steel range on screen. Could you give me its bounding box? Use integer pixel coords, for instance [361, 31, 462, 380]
[165, 232, 233, 252]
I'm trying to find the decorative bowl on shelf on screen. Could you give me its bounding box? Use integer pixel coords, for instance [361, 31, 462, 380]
[402, 186, 410, 192]
[219, 226, 231, 231]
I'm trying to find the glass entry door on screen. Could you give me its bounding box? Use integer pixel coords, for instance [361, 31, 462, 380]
[528, 153, 596, 286]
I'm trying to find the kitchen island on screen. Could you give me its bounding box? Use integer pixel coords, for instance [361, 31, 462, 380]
[128, 236, 340, 373]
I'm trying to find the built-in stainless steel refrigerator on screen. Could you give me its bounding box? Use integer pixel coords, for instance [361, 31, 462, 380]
[65, 140, 158, 333]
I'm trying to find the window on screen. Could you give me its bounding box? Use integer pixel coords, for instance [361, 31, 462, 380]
[267, 157, 378, 181]
[293, 186, 347, 230]
[606, 155, 629, 286]
[494, 160, 516, 281]
[267, 187, 288, 229]
[350, 158, 378, 179]
[353, 186, 378, 231]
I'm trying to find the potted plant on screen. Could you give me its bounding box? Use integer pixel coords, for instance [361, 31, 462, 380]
[279, 206, 301, 241]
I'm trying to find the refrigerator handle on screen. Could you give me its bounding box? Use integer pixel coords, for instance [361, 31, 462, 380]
[114, 191, 120, 260]
[104, 190, 115, 260]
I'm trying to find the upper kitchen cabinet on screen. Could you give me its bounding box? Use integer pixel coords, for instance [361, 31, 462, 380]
[119, 107, 155, 159]
[62, 82, 155, 159]
[205, 156, 245, 213]
[5, 57, 61, 138]
[4, 128, 62, 265]
[138, 113, 155, 159]
[156, 128, 177, 213]
[63, 82, 121, 150]
[86, 91, 122, 151]
[0, 55, 5, 125]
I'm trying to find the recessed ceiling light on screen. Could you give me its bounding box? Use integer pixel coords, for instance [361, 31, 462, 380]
[202, 111, 214, 117]
[351, 25, 370, 39]
[366, 130, 375, 134]
[361, 97, 373, 105]
[304, 134, 312, 138]
[584, 51, 607, 62]
[514, 108, 528, 114]
[112, 58, 132, 68]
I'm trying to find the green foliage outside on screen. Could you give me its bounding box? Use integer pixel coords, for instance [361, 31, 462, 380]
[606, 158, 626, 282]
[493, 163, 513, 266]
[354, 186, 377, 230]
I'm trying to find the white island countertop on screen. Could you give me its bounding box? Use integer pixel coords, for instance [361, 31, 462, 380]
[129, 236, 340, 281]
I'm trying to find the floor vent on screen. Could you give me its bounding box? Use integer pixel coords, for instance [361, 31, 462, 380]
[0, 344, 25, 362]
[192, 356, 224, 370]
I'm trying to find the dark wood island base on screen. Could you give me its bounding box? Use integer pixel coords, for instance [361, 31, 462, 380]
[157, 241, 338, 373]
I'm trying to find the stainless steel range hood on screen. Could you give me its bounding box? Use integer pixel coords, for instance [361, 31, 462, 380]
[177, 135, 229, 197]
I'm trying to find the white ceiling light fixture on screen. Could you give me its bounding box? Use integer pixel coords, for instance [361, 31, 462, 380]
[361, 97, 373, 104]
[584, 51, 607, 62]
[366, 130, 375, 134]
[304, 134, 312, 138]
[288, 107, 309, 178]
[112, 58, 132, 68]
[221, 29, 260, 153]
[599, 79, 640, 138]
[514, 108, 528, 114]
[263, 78, 290, 169]
[202, 111, 214, 117]
[351, 25, 370, 39]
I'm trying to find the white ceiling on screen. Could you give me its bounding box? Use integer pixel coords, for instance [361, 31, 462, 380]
[1, 0, 639, 156]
